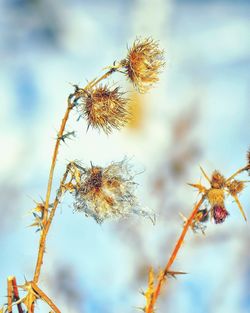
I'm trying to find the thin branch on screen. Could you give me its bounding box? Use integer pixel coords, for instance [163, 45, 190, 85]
[146, 195, 206, 313]
[11, 277, 24, 313]
[31, 283, 61, 313]
[7, 277, 13, 313]
[33, 165, 70, 284]
[226, 166, 248, 183]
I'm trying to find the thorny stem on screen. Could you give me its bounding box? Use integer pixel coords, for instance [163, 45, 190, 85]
[31, 65, 121, 309]
[11, 277, 24, 313]
[33, 164, 71, 286]
[7, 277, 13, 313]
[33, 99, 73, 284]
[31, 283, 61, 313]
[146, 195, 206, 313]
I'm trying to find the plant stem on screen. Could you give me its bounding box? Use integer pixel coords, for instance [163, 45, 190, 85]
[7, 277, 13, 313]
[33, 66, 120, 285]
[226, 165, 248, 182]
[87, 64, 122, 89]
[146, 195, 205, 313]
[11, 277, 24, 313]
[33, 165, 70, 283]
[31, 283, 61, 313]
[42, 98, 73, 224]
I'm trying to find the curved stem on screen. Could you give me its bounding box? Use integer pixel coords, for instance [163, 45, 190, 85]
[33, 65, 121, 285]
[146, 195, 205, 313]
[33, 165, 70, 283]
[226, 165, 248, 183]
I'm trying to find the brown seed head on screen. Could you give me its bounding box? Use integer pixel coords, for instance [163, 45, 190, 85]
[122, 37, 165, 93]
[207, 188, 225, 206]
[72, 160, 151, 223]
[80, 85, 129, 133]
[211, 170, 225, 189]
[227, 180, 245, 196]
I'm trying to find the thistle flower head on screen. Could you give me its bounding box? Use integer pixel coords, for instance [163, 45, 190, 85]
[69, 159, 151, 223]
[212, 205, 229, 224]
[79, 85, 129, 133]
[189, 164, 249, 225]
[211, 170, 225, 189]
[227, 180, 244, 196]
[122, 37, 165, 93]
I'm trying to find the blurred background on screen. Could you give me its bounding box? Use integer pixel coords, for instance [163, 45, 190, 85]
[0, 0, 250, 312]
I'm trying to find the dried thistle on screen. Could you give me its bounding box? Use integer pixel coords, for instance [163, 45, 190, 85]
[3, 37, 164, 313]
[189, 164, 249, 225]
[67, 159, 151, 223]
[211, 170, 225, 189]
[79, 85, 130, 133]
[144, 153, 249, 313]
[227, 180, 245, 196]
[122, 37, 165, 93]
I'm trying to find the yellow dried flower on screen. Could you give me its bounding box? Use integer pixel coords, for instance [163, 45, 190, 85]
[211, 170, 225, 189]
[71, 160, 152, 223]
[122, 37, 165, 93]
[80, 85, 129, 133]
[207, 188, 225, 206]
[227, 180, 244, 196]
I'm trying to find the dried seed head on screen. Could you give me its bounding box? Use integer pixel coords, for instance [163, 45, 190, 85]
[72, 159, 150, 223]
[207, 188, 225, 206]
[212, 205, 229, 224]
[227, 180, 244, 196]
[122, 37, 165, 93]
[80, 85, 130, 133]
[211, 170, 225, 189]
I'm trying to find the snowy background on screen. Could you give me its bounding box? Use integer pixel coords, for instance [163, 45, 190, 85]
[0, 0, 250, 312]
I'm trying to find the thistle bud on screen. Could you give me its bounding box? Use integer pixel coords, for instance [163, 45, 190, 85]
[211, 170, 225, 189]
[212, 205, 229, 224]
[122, 38, 165, 93]
[227, 180, 244, 196]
